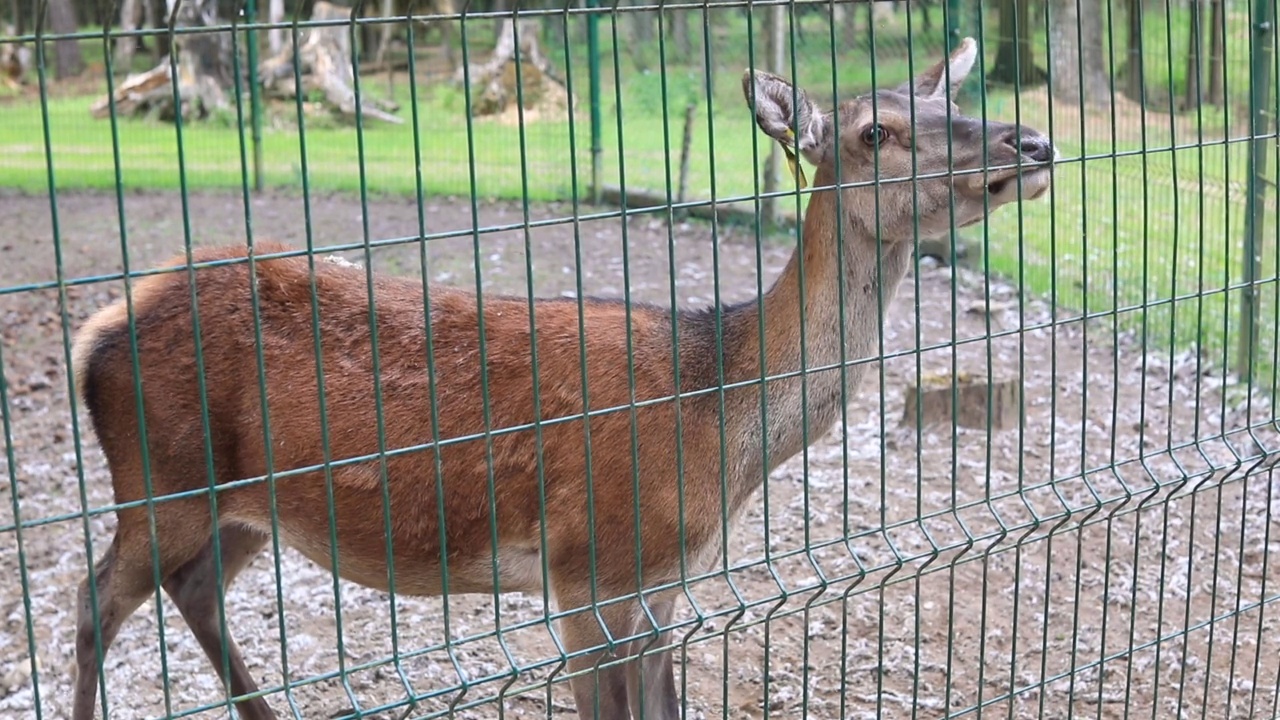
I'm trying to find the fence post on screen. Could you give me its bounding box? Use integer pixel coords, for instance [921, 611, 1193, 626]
[1238, 0, 1275, 380]
[246, 0, 264, 191]
[587, 0, 602, 205]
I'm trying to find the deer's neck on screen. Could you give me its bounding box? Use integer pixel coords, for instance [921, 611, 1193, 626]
[721, 173, 915, 481]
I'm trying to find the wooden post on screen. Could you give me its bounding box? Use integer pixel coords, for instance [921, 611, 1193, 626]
[677, 101, 696, 206]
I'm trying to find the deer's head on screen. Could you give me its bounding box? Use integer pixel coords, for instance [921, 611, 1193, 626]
[744, 38, 1055, 243]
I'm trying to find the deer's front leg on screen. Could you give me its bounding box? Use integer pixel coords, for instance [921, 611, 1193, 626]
[556, 591, 638, 719]
[625, 596, 678, 720]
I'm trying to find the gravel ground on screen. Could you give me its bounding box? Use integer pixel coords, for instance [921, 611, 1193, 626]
[1, 189, 1278, 720]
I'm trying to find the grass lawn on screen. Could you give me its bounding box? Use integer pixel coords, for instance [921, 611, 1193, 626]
[2, 3, 1276, 389]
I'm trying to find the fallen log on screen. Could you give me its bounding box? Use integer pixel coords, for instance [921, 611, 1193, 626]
[90, 64, 171, 118]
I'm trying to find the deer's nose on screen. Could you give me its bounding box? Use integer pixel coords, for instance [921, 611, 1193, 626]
[995, 126, 1055, 164]
[1016, 135, 1055, 164]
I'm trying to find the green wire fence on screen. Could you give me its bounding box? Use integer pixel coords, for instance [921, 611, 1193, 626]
[1, 0, 1279, 718]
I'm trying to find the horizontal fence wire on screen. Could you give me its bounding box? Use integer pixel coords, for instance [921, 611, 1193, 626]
[2, 0, 1280, 718]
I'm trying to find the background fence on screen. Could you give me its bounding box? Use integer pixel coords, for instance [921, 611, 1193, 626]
[2, 0, 1280, 718]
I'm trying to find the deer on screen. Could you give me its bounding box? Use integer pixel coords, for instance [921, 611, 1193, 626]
[69, 38, 1054, 720]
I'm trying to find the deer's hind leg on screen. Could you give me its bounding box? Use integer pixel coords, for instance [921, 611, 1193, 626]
[162, 523, 273, 719]
[72, 504, 213, 720]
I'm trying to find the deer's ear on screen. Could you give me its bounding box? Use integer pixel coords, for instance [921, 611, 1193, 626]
[742, 69, 830, 165]
[899, 36, 979, 100]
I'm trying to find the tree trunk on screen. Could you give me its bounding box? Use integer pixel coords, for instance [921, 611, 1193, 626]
[628, 0, 654, 44]
[268, 0, 285, 55]
[169, 0, 233, 116]
[453, 16, 572, 119]
[1124, 0, 1143, 100]
[1183, 0, 1203, 109]
[433, 0, 458, 74]
[146, 0, 166, 67]
[1049, 0, 1083, 103]
[74, 0, 91, 26]
[490, 0, 508, 43]
[1205, 0, 1224, 105]
[92, 0, 233, 119]
[374, 0, 395, 67]
[841, 0, 857, 45]
[1081, 0, 1110, 107]
[1049, 0, 1111, 107]
[667, 8, 691, 59]
[991, 0, 1040, 86]
[93, 0, 404, 123]
[45, 0, 84, 79]
[376, 0, 394, 95]
[628, 0, 654, 71]
[259, 1, 403, 123]
[114, 0, 140, 73]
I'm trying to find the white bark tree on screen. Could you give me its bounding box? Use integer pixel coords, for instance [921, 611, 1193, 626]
[1048, 0, 1111, 107]
[268, 0, 285, 55]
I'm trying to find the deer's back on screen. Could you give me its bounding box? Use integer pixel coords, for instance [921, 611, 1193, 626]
[76, 243, 732, 598]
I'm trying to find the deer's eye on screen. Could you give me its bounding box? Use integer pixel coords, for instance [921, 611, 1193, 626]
[862, 124, 889, 146]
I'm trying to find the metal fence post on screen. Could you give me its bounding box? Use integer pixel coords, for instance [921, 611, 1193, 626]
[588, 0, 602, 205]
[246, 0, 264, 192]
[1239, 0, 1275, 380]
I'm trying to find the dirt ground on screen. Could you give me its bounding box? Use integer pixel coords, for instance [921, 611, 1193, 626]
[0, 188, 1278, 720]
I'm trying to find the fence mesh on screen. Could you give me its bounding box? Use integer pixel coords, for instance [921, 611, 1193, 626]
[1, 0, 1279, 718]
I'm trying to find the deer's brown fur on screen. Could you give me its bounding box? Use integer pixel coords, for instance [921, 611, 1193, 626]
[70, 39, 1054, 720]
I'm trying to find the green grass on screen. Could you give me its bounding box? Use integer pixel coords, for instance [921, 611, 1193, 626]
[1, 86, 583, 199]
[983, 135, 1277, 381]
[2, 4, 1276, 388]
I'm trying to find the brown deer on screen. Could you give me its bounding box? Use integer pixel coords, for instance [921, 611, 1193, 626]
[69, 38, 1054, 720]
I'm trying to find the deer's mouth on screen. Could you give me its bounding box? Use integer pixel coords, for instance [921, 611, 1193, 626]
[981, 164, 1053, 202]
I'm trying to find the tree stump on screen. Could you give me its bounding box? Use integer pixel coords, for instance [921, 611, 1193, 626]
[455, 18, 573, 121]
[91, 0, 402, 125]
[258, 1, 403, 124]
[901, 371, 1021, 432]
[91, 0, 232, 120]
